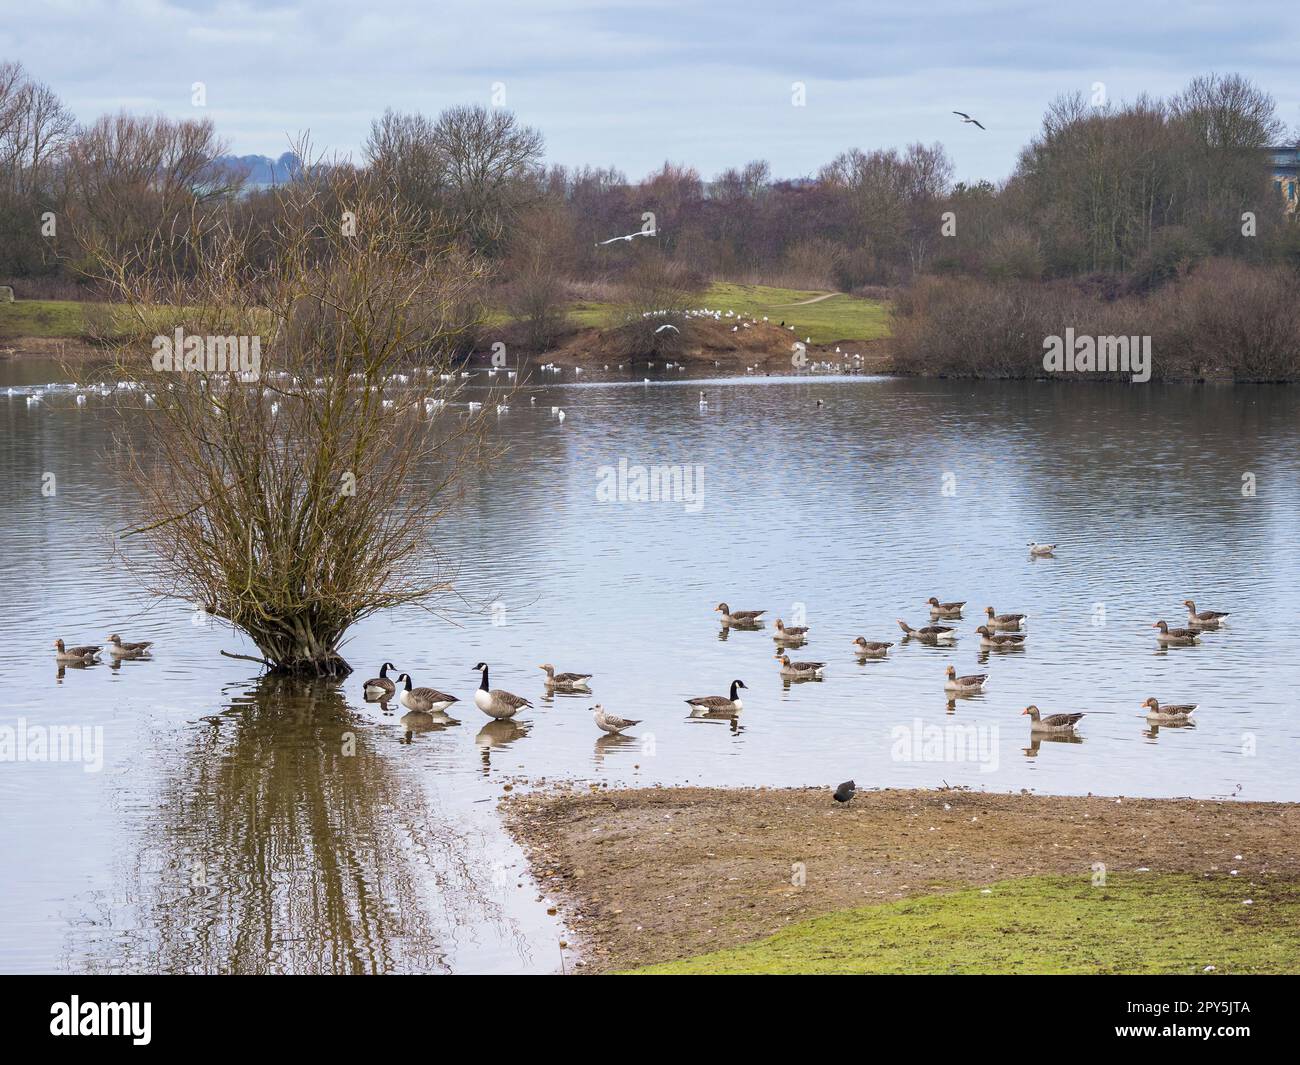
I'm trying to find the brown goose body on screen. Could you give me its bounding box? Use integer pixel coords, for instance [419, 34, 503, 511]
[716, 602, 765, 625]
[975, 625, 1026, 648]
[897, 619, 956, 641]
[772, 619, 809, 641]
[944, 665, 987, 692]
[1142, 697, 1198, 722]
[1152, 620, 1201, 645]
[1022, 705, 1083, 732]
[539, 663, 592, 688]
[53, 639, 100, 663]
[1184, 600, 1229, 627]
[984, 607, 1027, 631]
[927, 597, 965, 617]
[852, 637, 893, 657]
[106, 634, 153, 655]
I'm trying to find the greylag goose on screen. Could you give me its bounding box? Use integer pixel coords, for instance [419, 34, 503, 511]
[105, 634, 153, 656]
[897, 619, 956, 641]
[592, 704, 640, 735]
[396, 673, 459, 714]
[984, 606, 1027, 631]
[1027, 542, 1056, 557]
[975, 625, 1026, 649]
[538, 663, 592, 690]
[1183, 600, 1229, 628]
[1022, 705, 1083, 732]
[686, 679, 746, 716]
[363, 661, 398, 699]
[715, 602, 765, 626]
[471, 663, 532, 719]
[1142, 697, 1198, 722]
[927, 597, 965, 618]
[772, 619, 809, 642]
[1152, 620, 1201, 646]
[53, 639, 101, 663]
[852, 637, 893, 658]
[775, 653, 825, 679]
[944, 665, 987, 693]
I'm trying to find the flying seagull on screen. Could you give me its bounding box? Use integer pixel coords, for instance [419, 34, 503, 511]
[654, 323, 679, 334]
[953, 111, 986, 130]
[596, 228, 657, 246]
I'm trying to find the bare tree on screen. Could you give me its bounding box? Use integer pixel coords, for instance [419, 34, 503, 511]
[83, 163, 494, 675]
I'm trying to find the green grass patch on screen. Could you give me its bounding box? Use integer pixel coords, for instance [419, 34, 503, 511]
[564, 282, 891, 345]
[629, 874, 1300, 974]
[0, 298, 98, 339]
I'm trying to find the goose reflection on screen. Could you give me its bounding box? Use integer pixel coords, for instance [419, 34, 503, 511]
[401, 708, 461, 734]
[68, 672, 508, 974]
[1022, 732, 1085, 757]
[476, 719, 531, 772]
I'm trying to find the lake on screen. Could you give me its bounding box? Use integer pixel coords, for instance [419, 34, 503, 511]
[2, 359, 1298, 973]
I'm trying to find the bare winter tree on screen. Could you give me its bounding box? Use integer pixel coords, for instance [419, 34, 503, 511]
[79, 163, 495, 675]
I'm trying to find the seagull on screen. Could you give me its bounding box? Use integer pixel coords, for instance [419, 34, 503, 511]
[953, 111, 986, 130]
[833, 780, 856, 804]
[654, 324, 679, 334]
[592, 704, 640, 735]
[596, 228, 657, 246]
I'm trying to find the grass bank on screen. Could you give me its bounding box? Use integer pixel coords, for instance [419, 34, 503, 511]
[502, 785, 1300, 973]
[0, 298, 99, 340]
[631, 873, 1300, 974]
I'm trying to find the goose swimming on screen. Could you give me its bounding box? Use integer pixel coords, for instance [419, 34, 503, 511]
[772, 619, 809, 642]
[716, 602, 765, 626]
[362, 661, 399, 699]
[1152, 620, 1201, 646]
[775, 653, 824, 678]
[53, 639, 101, 663]
[105, 634, 153, 656]
[539, 663, 592, 690]
[944, 665, 987, 693]
[686, 679, 746, 716]
[974, 625, 1026, 649]
[1183, 600, 1229, 628]
[1142, 697, 1198, 723]
[897, 619, 956, 641]
[984, 606, 1028, 631]
[927, 597, 966, 618]
[851, 637, 893, 658]
[1027, 542, 1056, 557]
[1022, 705, 1083, 733]
[396, 673, 460, 715]
[471, 662, 532, 719]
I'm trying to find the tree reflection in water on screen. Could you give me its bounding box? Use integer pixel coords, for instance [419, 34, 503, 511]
[72, 674, 513, 974]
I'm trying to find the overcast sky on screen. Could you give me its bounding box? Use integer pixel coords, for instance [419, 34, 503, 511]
[6, 0, 1298, 183]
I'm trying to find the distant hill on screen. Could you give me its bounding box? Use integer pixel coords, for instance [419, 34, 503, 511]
[214, 152, 303, 189]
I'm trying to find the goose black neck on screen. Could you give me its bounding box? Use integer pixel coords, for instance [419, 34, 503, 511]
[379, 662, 391, 679]
[479, 665, 490, 691]
[401, 674, 412, 691]
[729, 681, 739, 700]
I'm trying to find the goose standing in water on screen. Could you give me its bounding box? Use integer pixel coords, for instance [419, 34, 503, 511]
[715, 602, 765, 626]
[592, 704, 640, 735]
[1021, 705, 1083, 733]
[686, 679, 746, 716]
[775, 653, 825, 679]
[852, 637, 893, 658]
[1183, 600, 1229, 628]
[363, 661, 399, 699]
[944, 665, 987, 693]
[984, 606, 1028, 631]
[1152, 620, 1201, 646]
[974, 625, 1026, 649]
[1142, 697, 1198, 723]
[927, 597, 965, 619]
[53, 639, 101, 663]
[105, 634, 153, 657]
[897, 619, 956, 642]
[539, 663, 592, 690]
[395, 673, 459, 715]
[772, 619, 809, 643]
[471, 662, 532, 719]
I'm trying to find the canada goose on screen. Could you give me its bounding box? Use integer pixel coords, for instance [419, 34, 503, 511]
[944, 665, 987, 693]
[927, 597, 966, 618]
[53, 639, 101, 663]
[974, 625, 1026, 649]
[852, 637, 893, 658]
[897, 619, 956, 641]
[105, 634, 153, 656]
[396, 673, 459, 714]
[984, 606, 1028, 631]
[471, 662, 532, 719]
[539, 663, 592, 689]
[1142, 697, 1198, 722]
[1152, 620, 1201, 646]
[1183, 600, 1229, 628]
[775, 654, 824, 678]
[1027, 542, 1055, 557]
[686, 680, 746, 716]
[772, 619, 809, 642]
[1022, 705, 1083, 733]
[592, 704, 640, 735]
[716, 602, 765, 626]
[363, 662, 399, 699]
